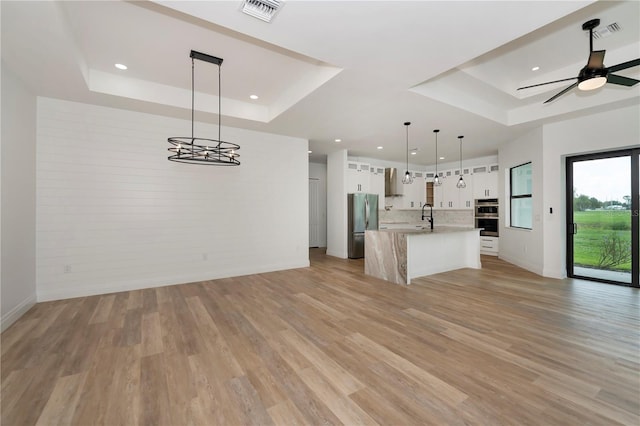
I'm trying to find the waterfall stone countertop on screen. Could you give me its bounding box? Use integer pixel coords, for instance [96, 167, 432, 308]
[365, 226, 481, 285]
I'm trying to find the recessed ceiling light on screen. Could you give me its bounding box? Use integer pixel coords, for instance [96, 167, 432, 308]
[531, 66, 540, 71]
[249, 94, 259, 100]
[377, 146, 383, 150]
[439, 156, 445, 160]
[411, 151, 417, 155]
[115, 63, 127, 70]
[308, 150, 312, 154]
[334, 139, 341, 143]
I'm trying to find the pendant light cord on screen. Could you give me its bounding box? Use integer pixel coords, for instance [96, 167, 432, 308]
[435, 132, 438, 175]
[190, 58, 223, 149]
[459, 136, 463, 172]
[218, 63, 222, 160]
[191, 58, 195, 141]
[406, 125, 409, 171]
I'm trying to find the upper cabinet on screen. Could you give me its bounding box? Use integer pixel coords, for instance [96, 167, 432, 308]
[402, 171, 426, 210]
[385, 170, 425, 210]
[472, 164, 499, 199]
[369, 165, 386, 205]
[455, 168, 474, 208]
[343, 160, 498, 209]
[346, 161, 370, 193]
[433, 168, 473, 209]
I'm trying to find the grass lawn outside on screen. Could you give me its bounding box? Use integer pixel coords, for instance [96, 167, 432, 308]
[573, 210, 632, 272]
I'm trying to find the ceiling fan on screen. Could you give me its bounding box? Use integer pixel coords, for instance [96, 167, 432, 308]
[518, 18, 640, 103]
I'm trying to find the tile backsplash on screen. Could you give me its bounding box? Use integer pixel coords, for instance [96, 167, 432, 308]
[379, 209, 474, 227]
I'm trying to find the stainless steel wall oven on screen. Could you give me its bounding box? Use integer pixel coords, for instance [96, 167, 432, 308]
[475, 198, 499, 236]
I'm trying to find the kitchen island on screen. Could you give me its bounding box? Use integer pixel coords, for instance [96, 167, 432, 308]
[365, 226, 481, 285]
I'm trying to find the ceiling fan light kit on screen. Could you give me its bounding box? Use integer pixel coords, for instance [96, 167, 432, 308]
[517, 18, 640, 103]
[578, 75, 607, 91]
[167, 50, 240, 166]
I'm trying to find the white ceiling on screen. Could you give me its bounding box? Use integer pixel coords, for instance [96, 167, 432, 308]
[2, 1, 639, 166]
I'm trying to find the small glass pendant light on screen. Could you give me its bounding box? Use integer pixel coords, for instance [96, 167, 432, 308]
[433, 129, 441, 186]
[456, 135, 466, 189]
[402, 122, 414, 184]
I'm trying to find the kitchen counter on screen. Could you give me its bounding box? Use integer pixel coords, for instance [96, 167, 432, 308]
[365, 227, 481, 285]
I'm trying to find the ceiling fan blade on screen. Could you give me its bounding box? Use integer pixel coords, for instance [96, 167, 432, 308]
[608, 58, 640, 73]
[517, 77, 577, 90]
[543, 82, 579, 104]
[607, 74, 640, 87]
[587, 50, 606, 68]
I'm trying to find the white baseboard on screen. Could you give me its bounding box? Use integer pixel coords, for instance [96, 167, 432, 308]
[37, 259, 310, 302]
[542, 267, 566, 279]
[1, 293, 37, 332]
[499, 253, 544, 277]
[325, 249, 347, 259]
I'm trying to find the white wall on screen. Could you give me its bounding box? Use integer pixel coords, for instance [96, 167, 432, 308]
[499, 104, 639, 279]
[309, 162, 327, 247]
[1, 64, 38, 330]
[36, 98, 309, 301]
[498, 127, 545, 275]
[326, 150, 347, 258]
[541, 103, 640, 279]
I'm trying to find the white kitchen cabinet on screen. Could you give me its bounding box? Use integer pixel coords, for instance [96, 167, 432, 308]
[346, 161, 370, 193]
[480, 236, 499, 256]
[472, 164, 499, 199]
[444, 170, 459, 209]
[433, 168, 474, 209]
[455, 168, 474, 209]
[408, 171, 426, 209]
[369, 165, 386, 206]
[396, 170, 425, 210]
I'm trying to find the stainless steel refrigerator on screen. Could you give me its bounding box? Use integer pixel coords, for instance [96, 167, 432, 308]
[348, 193, 379, 259]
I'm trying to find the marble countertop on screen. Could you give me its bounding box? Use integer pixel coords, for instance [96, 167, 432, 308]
[370, 226, 479, 235]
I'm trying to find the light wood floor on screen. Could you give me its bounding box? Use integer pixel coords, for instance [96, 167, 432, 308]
[2, 251, 639, 425]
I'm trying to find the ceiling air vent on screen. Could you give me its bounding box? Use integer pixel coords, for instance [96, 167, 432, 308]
[241, 0, 282, 23]
[592, 22, 621, 39]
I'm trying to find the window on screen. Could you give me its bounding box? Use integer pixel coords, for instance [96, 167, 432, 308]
[510, 162, 532, 229]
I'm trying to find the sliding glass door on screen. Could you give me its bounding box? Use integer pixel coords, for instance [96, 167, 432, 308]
[566, 148, 639, 287]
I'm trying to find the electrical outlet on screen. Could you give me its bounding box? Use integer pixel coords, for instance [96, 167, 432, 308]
[64, 265, 72, 273]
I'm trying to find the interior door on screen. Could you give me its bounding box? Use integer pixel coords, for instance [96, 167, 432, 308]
[566, 148, 639, 287]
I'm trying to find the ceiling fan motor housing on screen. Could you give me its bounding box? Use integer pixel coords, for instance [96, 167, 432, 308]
[579, 65, 607, 81]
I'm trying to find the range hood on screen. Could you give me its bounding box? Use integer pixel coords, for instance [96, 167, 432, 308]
[385, 168, 404, 196]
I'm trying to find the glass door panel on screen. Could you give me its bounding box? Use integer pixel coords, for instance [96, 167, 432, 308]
[567, 150, 638, 287]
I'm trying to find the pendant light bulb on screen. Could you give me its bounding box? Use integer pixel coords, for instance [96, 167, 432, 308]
[402, 122, 414, 184]
[456, 135, 466, 189]
[433, 129, 441, 186]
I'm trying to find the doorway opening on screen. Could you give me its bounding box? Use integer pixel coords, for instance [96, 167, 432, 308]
[309, 178, 320, 248]
[566, 148, 639, 287]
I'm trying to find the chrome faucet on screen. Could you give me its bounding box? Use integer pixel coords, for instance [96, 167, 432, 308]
[421, 203, 434, 230]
